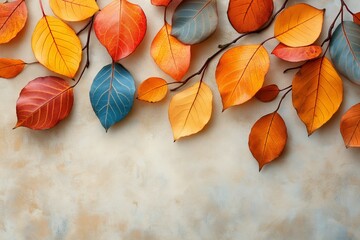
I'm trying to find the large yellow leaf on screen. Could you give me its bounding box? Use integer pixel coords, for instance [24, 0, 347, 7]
[169, 82, 213, 141]
[215, 45, 270, 110]
[292, 57, 343, 135]
[49, 0, 99, 22]
[32, 16, 82, 78]
[274, 3, 324, 47]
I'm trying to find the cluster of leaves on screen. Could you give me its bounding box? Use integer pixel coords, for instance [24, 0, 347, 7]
[0, 0, 359, 170]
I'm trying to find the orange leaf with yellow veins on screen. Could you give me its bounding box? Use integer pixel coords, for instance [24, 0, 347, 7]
[0, 58, 25, 79]
[137, 77, 168, 103]
[0, 0, 27, 44]
[340, 104, 360, 148]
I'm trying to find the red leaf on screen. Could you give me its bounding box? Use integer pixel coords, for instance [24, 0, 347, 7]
[15, 76, 74, 130]
[0, 58, 25, 78]
[151, 0, 171, 6]
[255, 84, 280, 102]
[354, 12, 360, 25]
[272, 43, 322, 62]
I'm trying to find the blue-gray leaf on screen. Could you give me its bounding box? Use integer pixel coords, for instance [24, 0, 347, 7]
[329, 21, 360, 84]
[90, 63, 135, 131]
[171, 0, 218, 45]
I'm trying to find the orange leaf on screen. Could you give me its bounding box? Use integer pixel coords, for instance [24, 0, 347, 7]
[169, 82, 213, 141]
[249, 112, 287, 171]
[151, 24, 191, 81]
[354, 12, 360, 25]
[227, 0, 273, 33]
[94, 0, 147, 61]
[137, 77, 168, 103]
[49, 0, 99, 22]
[0, 58, 25, 78]
[255, 84, 280, 102]
[274, 3, 324, 47]
[151, 0, 171, 6]
[0, 0, 27, 44]
[340, 103, 360, 148]
[272, 43, 322, 62]
[15, 76, 74, 130]
[292, 57, 343, 135]
[216, 45, 270, 110]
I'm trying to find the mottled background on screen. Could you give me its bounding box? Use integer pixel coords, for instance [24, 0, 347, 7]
[1, 0, 360, 239]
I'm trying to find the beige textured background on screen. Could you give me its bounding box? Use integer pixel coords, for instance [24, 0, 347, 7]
[1, 0, 360, 239]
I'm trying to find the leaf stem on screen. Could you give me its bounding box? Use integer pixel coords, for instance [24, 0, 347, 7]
[274, 87, 292, 113]
[39, 0, 45, 16]
[283, 64, 305, 73]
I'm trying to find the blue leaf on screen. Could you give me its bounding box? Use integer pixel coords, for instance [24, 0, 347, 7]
[329, 21, 360, 84]
[171, 0, 218, 45]
[90, 63, 135, 131]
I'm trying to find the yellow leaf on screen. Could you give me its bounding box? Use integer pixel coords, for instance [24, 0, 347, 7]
[274, 3, 324, 47]
[215, 45, 270, 110]
[32, 16, 82, 78]
[49, 0, 99, 22]
[169, 82, 213, 141]
[292, 57, 343, 135]
[137, 77, 168, 103]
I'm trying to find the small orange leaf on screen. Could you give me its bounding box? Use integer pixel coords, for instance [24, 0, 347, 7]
[0, 0, 27, 44]
[0, 58, 25, 78]
[340, 103, 360, 148]
[151, 0, 171, 6]
[151, 24, 191, 81]
[272, 43, 322, 62]
[249, 112, 287, 171]
[227, 0, 273, 33]
[274, 3, 324, 47]
[169, 82, 213, 141]
[137, 77, 168, 103]
[49, 0, 99, 22]
[255, 84, 280, 102]
[354, 12, 360, 25]
[292, 57, 343, 135]
[216, 45, 270, 110]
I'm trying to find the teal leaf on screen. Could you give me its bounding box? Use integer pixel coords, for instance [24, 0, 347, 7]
[329, 21, 360, 84]
[90, 63, 135, 131]
[171, 0, 218, 45]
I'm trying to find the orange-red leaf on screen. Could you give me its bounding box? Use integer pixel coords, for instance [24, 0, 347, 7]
[249, 112, 287, 171]
[0, 0, 27, 44]
[354, 12, 360, 25]
[216, 45, 270, 110]
[272, 43, 322, 62]
[151, 24, 191, 81]
[340, 103, 360, 148]
[255, 84, 280, 102]
[137, 77, 168, 103]
[151, 0, 171, 6]
[227, 0, 273, 33]
[15, 76, 74, 130]
[0, 58, 25, 78]
[94, 0, 147, 61]
[292, 57, 343, 135]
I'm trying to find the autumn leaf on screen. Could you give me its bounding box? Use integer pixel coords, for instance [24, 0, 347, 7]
[0, 58, 25, 79]
[354, 12, 360, 25]
[255, 84, 280, 102]
[249, 112, 287, 171]
[49, 0, 99, 22]
[151, 24, 191, 81]
[169, 82, 213, 141]
[272, 43, 322, 62]
[274, 3, 324, 47]
[292, 57, 343, 135]
[227, 0, 273, 33]
[0, 0, 27, 44]
[32, 16, 82, 78]
[151, 0, 171, 6]
[216, 44, 270, 110]
[340, 103, 360, 148]
[137, 77, 168, 103]
[15, 76, 74, 130]
[94, 0, 147, 61]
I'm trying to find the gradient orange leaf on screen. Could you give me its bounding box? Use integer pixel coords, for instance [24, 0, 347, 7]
[32, 16, 82, 78]
[255, 84, 280, 102]
[274, 3, 324, 47]
[354, 12, 360, 25]
[0, 0, 27, 44]
[227, 0, 273, 33]
[272, 43, 322, 62]
[94, 0, 147, 61]
[0, 58, 25, 78]
[292, 57, 343, 135]
[169, 82, 213, 141]
[249, 112, 287, 171]
[15, 76, 74, 130]
[151, 24, 191, 81]
[151, 0, 171, 6]
[49, 0, 99, 22]
[216, 44, 270, 110]
[137, 77, 168, 103]
[340, 104, 360, 148]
